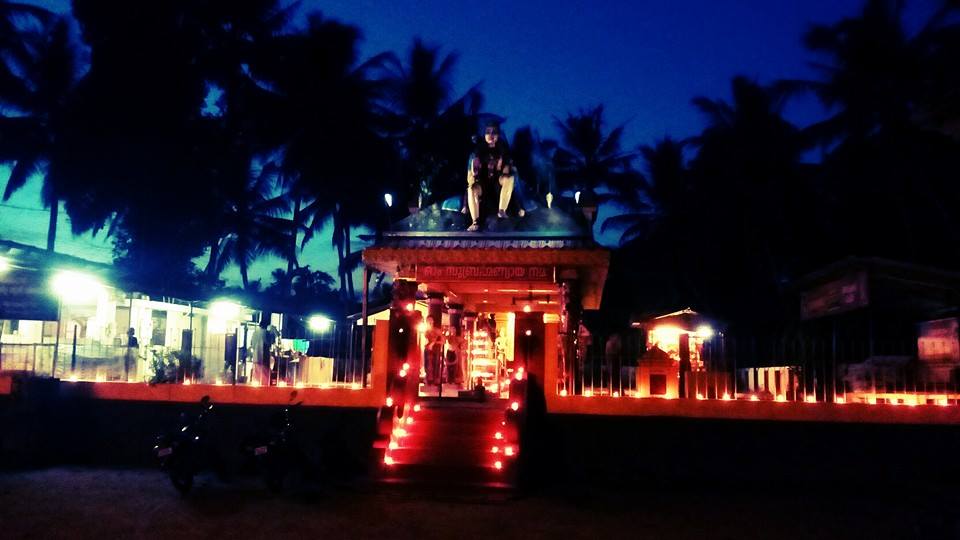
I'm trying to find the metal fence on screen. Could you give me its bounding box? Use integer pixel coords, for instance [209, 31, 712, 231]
[560, 332, 960, 405]
[0, 320, 374, 389]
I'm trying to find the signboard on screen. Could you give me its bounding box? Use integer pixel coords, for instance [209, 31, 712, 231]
[0, 268, 58, 321]
[918, 318, 960, 364]
[416, 265, 554, 282]
[800, 271, 869, 320]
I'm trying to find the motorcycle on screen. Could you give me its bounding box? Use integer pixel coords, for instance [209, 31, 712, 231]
[241, 391, 313, 492]
[153, 395, 217, 494]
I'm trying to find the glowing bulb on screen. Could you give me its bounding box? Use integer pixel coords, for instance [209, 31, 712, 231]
[385, 397, 394, 407]
[183, 379, 191, 386]
[494, 460, 503, 470]
[750, 395, 759, 402]
[295, 382, 305, 389]
[560, 389, 568, 397]
[399, 369, 407, 378]
[277, 381, 287, 387]
[523, 305, 531, 313]
[393, 428, 407, 437]
[491, 446, 500, 453]
[696, 393, 705, 400]
[938, 398, 949, 406]
[351, 382, 361, 390]
[405, 303, 414, 312]
[835, 396, 845, 404]
[695, 325, 714, 339]
[494, 432, 503, 440]
[776, 395, 786, 402]
[388, 441, 399, 450]
[413, 404, 421, 412]
[612, 392, 620, 398]
[525, 330, 532, 336]
[722, 393, 731, 401]
[68, 375, 78, 383]
[250, 380, 261, 387]
[406, 417, 414, 425]
[504, 446, 514, 456]
[384, 456, 394, 465]
[417, 322, 428, 333]
[0, 256, 9, 273]
[805, 395, 816, 403]
[510, 402, 520, 411]
[51, 270, 106, 305]
[308, 315, 332, 332]
[402, 362, 410, 371]
[214, 378, 223, 386]
[583, 390, 594, 397]
[384, 193, 393, 207]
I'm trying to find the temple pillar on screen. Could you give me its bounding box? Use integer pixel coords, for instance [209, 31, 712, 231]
[388, 279, 420, 411]
[559, 278, 582, 395]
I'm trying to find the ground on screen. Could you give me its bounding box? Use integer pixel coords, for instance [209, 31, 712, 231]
[2, 468, 957, 539]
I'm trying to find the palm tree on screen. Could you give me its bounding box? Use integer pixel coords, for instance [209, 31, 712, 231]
[686, 76, 814, 320]
[600, 137, 687, 245]
[552, 105, 640, 199]
[255, 12, 398, 302]
[380, 38, 484, 207]
[0, 9, 78, 251]
[204, 162, 292, 290]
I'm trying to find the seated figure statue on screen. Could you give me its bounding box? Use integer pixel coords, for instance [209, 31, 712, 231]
[465, 116, 516, 231]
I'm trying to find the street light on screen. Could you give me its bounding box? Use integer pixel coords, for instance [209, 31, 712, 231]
[50, 270, 106, 305]
[308, 315, 332, 333]
[384, 193, 393, 208]
[0, 255, 10, 274]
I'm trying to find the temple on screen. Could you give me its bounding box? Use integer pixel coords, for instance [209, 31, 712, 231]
[361, 196, 609, 486]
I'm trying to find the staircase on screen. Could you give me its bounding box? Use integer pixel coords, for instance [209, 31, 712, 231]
[374, 398, 519, 493]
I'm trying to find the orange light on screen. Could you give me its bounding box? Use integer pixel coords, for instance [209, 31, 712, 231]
[494, 432, 503, 440]
[413, 404, 421, 412]
[491, 446, 499, 453]
[805, 395, 816, 403]
[583, 390, 594, 397]
[835, 396, 846, 404]
[417, 322, 428, 333]
[250, 379, 261, 388]
[722, 393, 731, 401]
[494, 460, 503, 470]
[402, 362, 410, 371]
[386, 397, 394, 407]
[384, 455, 395, 465]
[504, 446, 514, 456]
[405, 303, 414, 312]
[501, 421, 506, 426]
[559, 389, 568, 397]
[696, 393, 704, 400]
[515, 372, 523, 381]
[183, 379, 192, 386]
[868, 397, 877, 405]
[406, 416, 414, 425]
[393, 427, 407, 437]
[510, 402, 520, 411]
[938, 398, 949, 406]
[776, 395, 786, 403]
[750, 395, 759, 402]
[295, 382, 305, 389]
[399, 369, 407, 378]
[523, 305, 531, 313]
[277, 380, 287, 387]
[612, 392, 620, 398]
[388, 441, 399, 450]
[525, 330, 532, 336]
[351, 382, 361, 390]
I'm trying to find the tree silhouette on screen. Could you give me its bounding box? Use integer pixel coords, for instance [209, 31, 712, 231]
[0, 8, 79, 251]
[553, 105, 640, 199]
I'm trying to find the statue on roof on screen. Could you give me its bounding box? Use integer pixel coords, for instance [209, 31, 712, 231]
[465, 115, 521, 231]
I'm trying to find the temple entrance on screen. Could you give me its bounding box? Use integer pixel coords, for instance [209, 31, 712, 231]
[417, 309, 518, 400]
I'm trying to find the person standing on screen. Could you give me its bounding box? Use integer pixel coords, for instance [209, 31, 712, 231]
[124, 328, 139, 382]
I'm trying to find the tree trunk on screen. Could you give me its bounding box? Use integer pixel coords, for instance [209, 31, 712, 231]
[345, 224, 355, 301]
[286, 197, 301, 296]
[204, 238, 223, 283]
[240, 263, 250, 291]
[335, 223, 348, 302]
[46, 198, 58, 252]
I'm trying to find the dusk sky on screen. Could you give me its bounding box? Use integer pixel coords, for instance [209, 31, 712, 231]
[0, 0, 940, 286]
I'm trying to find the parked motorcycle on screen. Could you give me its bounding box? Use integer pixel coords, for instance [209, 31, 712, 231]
[153, 395, 217, 494]
[241, 391, 314, 492]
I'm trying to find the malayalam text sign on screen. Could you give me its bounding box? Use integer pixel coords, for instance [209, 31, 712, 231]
[417, 265, 554, 282]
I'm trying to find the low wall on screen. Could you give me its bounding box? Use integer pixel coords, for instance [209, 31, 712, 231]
[0, 377, 378, 474]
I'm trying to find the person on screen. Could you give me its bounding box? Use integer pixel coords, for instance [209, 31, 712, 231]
[124, 328, 139, 382]
[423, 317, 444, 385]
[465, 116, 516, 231]
[250, 319, 270, 386]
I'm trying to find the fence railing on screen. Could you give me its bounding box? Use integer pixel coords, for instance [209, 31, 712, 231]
[1, 321, 374, 389]
[558, 333, 960, 406]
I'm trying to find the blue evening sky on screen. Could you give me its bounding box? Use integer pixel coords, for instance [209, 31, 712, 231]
[0, 0, 940, 287]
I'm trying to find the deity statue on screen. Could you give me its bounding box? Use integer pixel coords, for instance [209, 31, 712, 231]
[465, 116, 516, 231]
